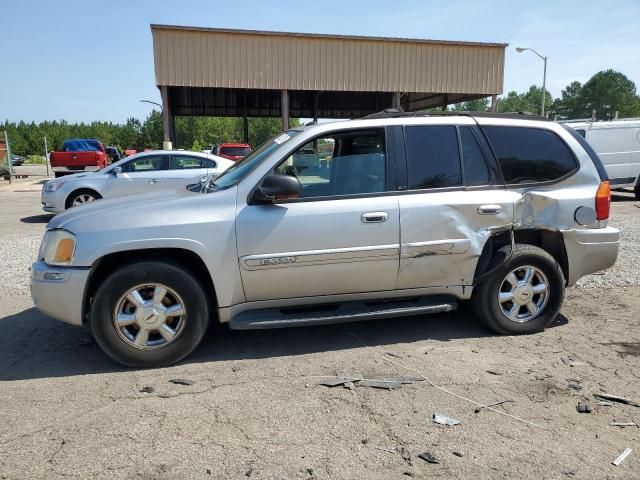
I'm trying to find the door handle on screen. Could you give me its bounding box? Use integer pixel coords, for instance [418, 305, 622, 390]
[361, 211, 389, 223]
[477, 204, 502, 215]
[148, 179, 158, 184]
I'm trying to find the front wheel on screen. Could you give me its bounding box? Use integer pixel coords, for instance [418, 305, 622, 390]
[66, 189, 101, 209]
[90, 261, 210, 367]
[471, 244, 565, 335]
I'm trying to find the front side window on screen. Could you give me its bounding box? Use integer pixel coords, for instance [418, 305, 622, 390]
[483, 126, 578, 184]
[121, 155, 165, 173]
[405, 126, 462, 189]
[274, 129, 386, 198]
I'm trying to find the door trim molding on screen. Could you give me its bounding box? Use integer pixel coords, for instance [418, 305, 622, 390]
[240, 244, 400, 271]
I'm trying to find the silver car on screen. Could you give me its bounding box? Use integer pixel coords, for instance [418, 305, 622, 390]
[41, 150, 234, 213]
[31, 113, 619, 367]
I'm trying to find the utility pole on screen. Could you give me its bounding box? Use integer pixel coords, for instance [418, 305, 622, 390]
[516, 47, 548, 117]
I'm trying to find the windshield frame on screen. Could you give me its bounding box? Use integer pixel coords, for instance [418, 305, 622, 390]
[210, 131, 300, 190]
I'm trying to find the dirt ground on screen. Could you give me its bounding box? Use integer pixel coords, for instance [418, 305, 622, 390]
[0, 180, 639, 480]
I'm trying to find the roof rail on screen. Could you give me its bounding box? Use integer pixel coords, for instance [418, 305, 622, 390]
[362, 109, 549, 121]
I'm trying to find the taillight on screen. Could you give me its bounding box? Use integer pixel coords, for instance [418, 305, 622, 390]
[595, 181, 610, 221]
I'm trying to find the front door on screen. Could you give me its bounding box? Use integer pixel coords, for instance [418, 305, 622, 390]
[396, 124, 517, 289]
[236, 128, 400, 302]
[106, 154, 166, 198]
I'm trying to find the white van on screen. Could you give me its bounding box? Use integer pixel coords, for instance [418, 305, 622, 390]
[566, 119, 640, 199]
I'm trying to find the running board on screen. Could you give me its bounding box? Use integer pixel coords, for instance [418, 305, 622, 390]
[228, 296, 457, 330]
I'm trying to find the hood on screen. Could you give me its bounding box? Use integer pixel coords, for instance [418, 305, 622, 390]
[48, 188, 196, 230]
[46, 171, 98, 183]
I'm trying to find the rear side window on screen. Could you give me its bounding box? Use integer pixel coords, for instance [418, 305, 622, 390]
[460, 127, 490, 186]
[562, 125, 608, 180]
[483, 126, 578, 184]
[405, 126, 461, 189]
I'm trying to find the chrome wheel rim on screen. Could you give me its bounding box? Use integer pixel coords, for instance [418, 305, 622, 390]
[72, 194, 96, 207]
[497, 265, 549, 323]
[113, 283, 187, 350]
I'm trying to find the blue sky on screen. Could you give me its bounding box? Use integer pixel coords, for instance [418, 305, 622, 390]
[1, 0, 639, 123]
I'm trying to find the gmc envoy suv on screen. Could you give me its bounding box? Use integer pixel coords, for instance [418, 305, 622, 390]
[31, 112, 620, 367]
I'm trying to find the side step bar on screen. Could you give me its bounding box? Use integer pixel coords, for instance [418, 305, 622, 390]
[229, 296, 457, 330]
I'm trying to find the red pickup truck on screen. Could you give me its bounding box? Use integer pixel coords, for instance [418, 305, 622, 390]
[50, 139, 109, 178]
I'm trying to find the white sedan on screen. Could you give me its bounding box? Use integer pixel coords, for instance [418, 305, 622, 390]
[41, 150, 233, 213]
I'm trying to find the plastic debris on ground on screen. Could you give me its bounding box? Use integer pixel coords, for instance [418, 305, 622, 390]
[417, 452, 439, 464]
[612, 448, 632, 466]
[432, 413, 461, 426]
[319, 372, 424, 390]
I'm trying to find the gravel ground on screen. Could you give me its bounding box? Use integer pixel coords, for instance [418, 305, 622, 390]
[0, 181, 638, 479]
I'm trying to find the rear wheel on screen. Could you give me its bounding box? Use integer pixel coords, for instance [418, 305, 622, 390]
[634, 181, 640, 200]
[472, 244, 565, 335]
[90, 261, 210, 367]
[66, 189, 101, 209]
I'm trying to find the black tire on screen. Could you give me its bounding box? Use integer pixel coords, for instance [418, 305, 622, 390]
[65, 189, 102, 209]
[54, 172, 64, 178]
[471, 244, 565, 335]
[634, 181, 640, 201]
[90, 261, 210, 368]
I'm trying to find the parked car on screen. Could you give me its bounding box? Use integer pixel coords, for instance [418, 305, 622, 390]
[31, 113, 619, 367]
[211, 143, 252, 161]
[10, 155, 25, 166]
[50, 139, 109, 178]
[105, 146, 123, 164]
[565, 119, 640, 199]
[40, 150, 233, 213]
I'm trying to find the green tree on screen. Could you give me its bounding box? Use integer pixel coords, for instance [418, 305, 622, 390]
[449, 97, 490, 112]
[550, 81, 585, 119]
[580, 70, 640, 120]
[497, 86, 552, 115]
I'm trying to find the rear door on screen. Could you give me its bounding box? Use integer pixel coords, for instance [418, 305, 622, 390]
[396, 123, 518, 289]
[162, 155, 213, 192]
[105, 154, 166, 197]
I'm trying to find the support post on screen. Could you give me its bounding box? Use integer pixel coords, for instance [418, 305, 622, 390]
[243, 89, 249, 143]
[313, 91, 319, 123]
[281, 89, 289, 131]
[160, 85, 173, 150]
[441, 94, 448, 111]
[491, 94, 498, 112]
[392, 92, 402, 110]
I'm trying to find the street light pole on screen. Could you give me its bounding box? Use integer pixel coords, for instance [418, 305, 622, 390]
[516, 47, 548, 117]
[139, 99, 163, 112]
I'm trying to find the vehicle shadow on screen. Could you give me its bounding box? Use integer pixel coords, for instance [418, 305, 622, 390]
[20, 214, 54, 224]
[611, 192, 637, 202]
[0, 306, 569, 382]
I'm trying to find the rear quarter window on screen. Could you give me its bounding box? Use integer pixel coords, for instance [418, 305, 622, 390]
[483, 126, 578, 184]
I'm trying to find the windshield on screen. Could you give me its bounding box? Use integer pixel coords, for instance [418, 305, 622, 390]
[211, 131, 299, 190]
[221, 146, 251, 156]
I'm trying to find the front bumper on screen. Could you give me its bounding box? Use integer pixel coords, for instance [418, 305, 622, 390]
[30, 261, 90, 326]
[562, 227, 620, 286]
[41, 189, 65, 213]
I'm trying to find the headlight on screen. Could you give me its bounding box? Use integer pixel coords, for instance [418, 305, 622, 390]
[39, 230, 77, 266]
[44, 180, 65, 192]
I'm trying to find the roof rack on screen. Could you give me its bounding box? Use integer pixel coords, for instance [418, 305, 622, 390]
[362, 109, 549, 121]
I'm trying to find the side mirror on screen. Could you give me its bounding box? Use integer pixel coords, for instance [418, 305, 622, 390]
[251, 175, 301, 203]
[111, 166, 122, 176]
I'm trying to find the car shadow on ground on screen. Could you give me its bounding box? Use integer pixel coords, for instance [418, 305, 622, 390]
[0, 306, 568, 382]
[611, 191, 637, 202]
[20, 214, 54, 223]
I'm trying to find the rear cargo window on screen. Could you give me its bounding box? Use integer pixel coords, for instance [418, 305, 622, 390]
[562, 125, 608, 181]
[405, 126, 462, 189]
[483, 126, 578, 184]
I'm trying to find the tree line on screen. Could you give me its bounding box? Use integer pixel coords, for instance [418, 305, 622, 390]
[3, 69, 639, 157]
[451, 69, 640, 120]
[2, 114, 293, 157]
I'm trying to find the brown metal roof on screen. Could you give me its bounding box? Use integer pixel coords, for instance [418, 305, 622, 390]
[151, 25, 506, 95]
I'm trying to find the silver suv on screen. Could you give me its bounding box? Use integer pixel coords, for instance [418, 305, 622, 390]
[31, 112, 620, 367]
